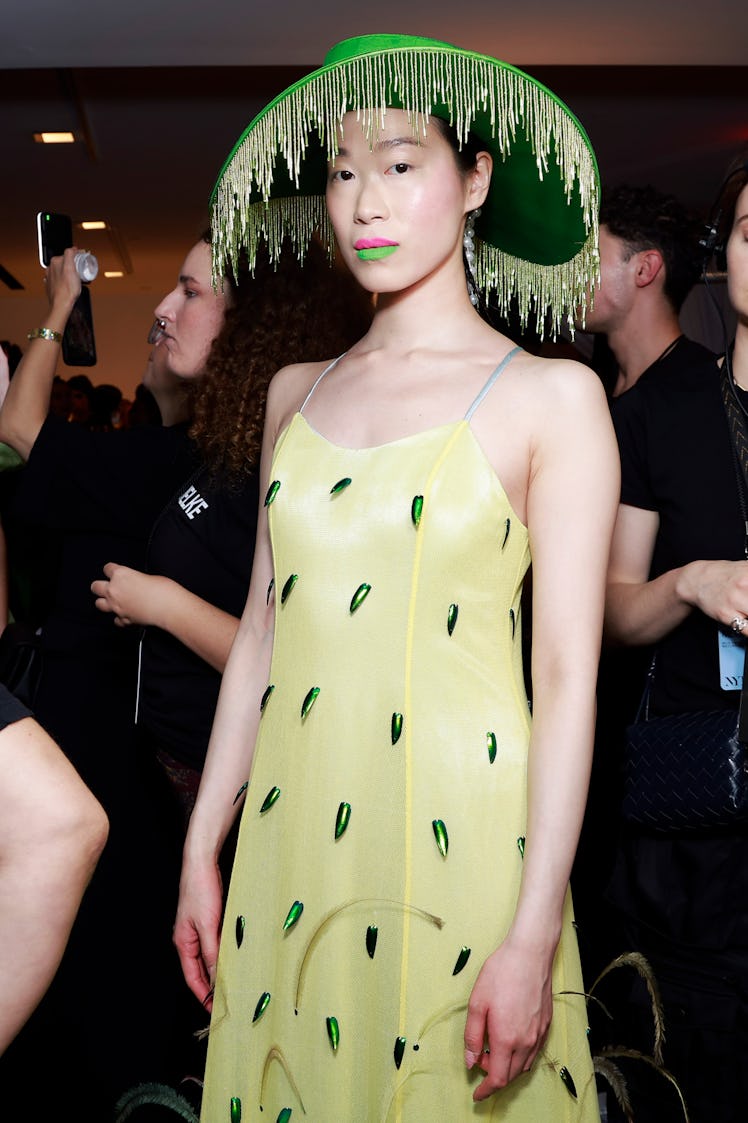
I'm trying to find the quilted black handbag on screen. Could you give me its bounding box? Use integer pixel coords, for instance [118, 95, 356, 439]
[623, 672, 748, 833]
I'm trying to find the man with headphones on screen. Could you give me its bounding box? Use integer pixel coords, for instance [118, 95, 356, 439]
[580, 183, 712, 396]
[571, 182, 719, 1015]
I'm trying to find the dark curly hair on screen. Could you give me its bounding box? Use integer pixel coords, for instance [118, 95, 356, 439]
[600, 184, 704, 313]
[189, 236, 372, 481]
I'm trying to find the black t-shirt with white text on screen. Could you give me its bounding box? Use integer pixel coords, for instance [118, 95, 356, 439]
[6, 415, 196, 659]
[138, 464, 259, 769]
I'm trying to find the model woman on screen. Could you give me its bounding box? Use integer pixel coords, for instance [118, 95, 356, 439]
[176, 34, 618, 1120]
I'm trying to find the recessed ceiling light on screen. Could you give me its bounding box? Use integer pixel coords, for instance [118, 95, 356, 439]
[33, 131, 75, 144]
[80, 220, 107, 231]
[104, 271, 124, 278]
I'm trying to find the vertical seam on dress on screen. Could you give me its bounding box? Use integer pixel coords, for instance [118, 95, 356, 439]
[396, 421, 467, 1123]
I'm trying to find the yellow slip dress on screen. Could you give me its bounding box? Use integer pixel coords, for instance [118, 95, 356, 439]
[200, 349, 600, 1122]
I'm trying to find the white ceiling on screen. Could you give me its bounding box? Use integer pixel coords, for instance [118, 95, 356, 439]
[1, 2, 746, 391]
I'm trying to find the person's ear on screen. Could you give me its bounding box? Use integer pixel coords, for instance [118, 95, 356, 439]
[635, 248, 665, 289]
[466, 151, 492, 212]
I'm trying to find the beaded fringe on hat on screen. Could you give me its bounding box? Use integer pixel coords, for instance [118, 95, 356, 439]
[211, 48, 599, 337]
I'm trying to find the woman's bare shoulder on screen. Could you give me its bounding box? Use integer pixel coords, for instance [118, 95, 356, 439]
[512, 352, 607, 413]
[517, 350, 599, 384]
[266, 359, 337, 437]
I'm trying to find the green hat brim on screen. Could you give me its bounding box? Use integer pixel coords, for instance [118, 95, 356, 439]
[211, 34, 599, 335]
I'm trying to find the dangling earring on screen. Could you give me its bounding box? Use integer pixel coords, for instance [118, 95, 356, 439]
[463, 208, 481, 308]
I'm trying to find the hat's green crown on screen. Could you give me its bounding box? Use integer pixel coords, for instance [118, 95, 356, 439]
[211, 32, 600, 338]
[324, 34, 456, 66]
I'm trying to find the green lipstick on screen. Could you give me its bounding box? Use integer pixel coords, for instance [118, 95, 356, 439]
[356, 244, 398, 261]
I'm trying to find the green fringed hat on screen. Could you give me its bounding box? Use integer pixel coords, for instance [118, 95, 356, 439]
[211, 32, 599, 335]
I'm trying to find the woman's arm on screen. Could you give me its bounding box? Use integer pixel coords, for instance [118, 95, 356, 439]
[174, 580, 273, 1005]
[465, 360, 620, 1100]
[173, 369, 299, 1006]
[0, 250, 81, 459]
[91, 565, 239, 673]
[606, 502, 748, 645]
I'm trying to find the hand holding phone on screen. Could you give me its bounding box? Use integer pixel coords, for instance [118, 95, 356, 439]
[37, 213, 98, 280]
[35, 213, 97, 366]
[45, 249, 82, 310]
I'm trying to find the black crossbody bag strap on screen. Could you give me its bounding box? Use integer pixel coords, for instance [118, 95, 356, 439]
[719, 361, 748, 741]
[720, 358, 748, 543]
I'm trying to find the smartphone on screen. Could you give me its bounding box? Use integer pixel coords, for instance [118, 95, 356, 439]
[36, 211, 73, 266]
[35, 211, 97, 367]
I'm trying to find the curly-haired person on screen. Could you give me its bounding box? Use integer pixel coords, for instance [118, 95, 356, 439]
[92, 235, 372, 819]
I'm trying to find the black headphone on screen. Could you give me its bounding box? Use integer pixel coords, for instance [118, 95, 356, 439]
[700, 217, 723, 266]
[701, 161, 748, 270]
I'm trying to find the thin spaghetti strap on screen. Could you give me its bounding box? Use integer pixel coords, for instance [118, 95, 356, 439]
[299, 353, 346, 414]
[464, 345, 522, 421]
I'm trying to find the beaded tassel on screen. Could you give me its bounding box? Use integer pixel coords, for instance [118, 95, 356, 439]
[211, 47, 599, 339]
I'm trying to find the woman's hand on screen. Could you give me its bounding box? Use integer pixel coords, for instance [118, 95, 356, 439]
[677, 558, 748, 629]
[464, 937, 553, 1101]
[45, 248, 82, 317]
[607, 507, 748, 644]
[93, 563, 241, 670]
[174, 854, 224, 1009]
[91, 562, 166, 627]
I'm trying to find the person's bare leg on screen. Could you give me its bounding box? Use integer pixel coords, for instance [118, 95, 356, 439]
[0, 717, 108, 1053]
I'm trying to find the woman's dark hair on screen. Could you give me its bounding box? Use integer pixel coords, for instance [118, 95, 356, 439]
[424, 118, 482, 316]
[67, 373, 94, 397]
[429, 116, 484, 178]
[90, 383, 122, 431]
[715, 154, 748, 265]
[189, 235, 372, 480]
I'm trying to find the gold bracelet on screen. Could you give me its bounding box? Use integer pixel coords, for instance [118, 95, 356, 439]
[27, 327, 62, 343]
